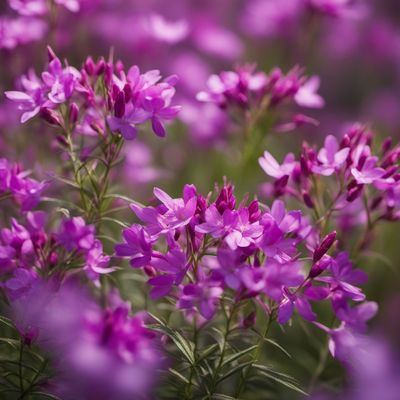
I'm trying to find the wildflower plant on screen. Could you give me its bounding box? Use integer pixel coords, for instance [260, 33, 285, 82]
[0, 2, 399, 399]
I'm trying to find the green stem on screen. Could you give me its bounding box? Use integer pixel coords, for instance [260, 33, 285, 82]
[235, 312, 274, 397]
[184, 323, 199, 399]
[207, 301, 237, 398]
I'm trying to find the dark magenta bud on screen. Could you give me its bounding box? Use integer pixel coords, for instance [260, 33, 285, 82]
[96, 57, 106, 75]
[340, 134, 350, 149]
[248, 200, 261, 223]
[300, 154, 310, 177]
[382, 166, 397, 179]
[381, 137, 392, 154]
[47, 46, 57, 62]
[302, 190, 315, 209]
[274, 175, 289, 190]
[313, 231, 336, 263]
[123, 83, 132, 103]
[309, 257, 331, 278]
[40, 108, 62, 126]
[346, 185, 363, 202]
[84, 56, 95, 75]
[69, 102, 79, 124]
[370, 195, 383, 211]
[144, 265, 156, 277]
[242, 311, 256, 329]
[114, 91, 125, 118]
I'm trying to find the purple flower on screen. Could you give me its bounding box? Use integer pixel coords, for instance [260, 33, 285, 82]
[12, 283, 162, 400]
[259, 150, 296, 179]
[177, 282, 223, 320]
[335, 301, 378, 333]
[294, 76, 325, 108]
[260, 200, 302, 262]
[1, 268, 39, 301]
[5, 70, 48, 123]
[224, 208, 263, 250]
[317, 252, 367, 302]
[312, 135, 350, 176]
[56, 217, 95, 252]
[351, 156, 386, 184]
[130, 187, 197, 236]
[278, 288, 316, 324]
[115, 224, 153, 268]
[148, 249, 188, 298]
[195, 205, 238, 238]
[41, 57, 81, 104]
[84, 240, 112, 284]
[262, 260, 305, 301]
[146, 14, 189, 44]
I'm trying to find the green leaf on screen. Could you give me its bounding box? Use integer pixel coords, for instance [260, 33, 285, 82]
[0, 316, 14, 329]
[263, 338, 292, 359]
[212, 394, 240, 400]
[98, 217, 129, 228]
[217, 361, 253, 383]
[104, 194, 144, 207]
[0, 338, 19, 349]
[147, 322, 195, 365]
[222, 345, 258, 367]
[197, 343, 220, 364]
[168, 368, 190, 384]
[254, 365, 308, 396]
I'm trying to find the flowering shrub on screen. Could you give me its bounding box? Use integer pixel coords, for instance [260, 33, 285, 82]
[0, 1, 399, 399]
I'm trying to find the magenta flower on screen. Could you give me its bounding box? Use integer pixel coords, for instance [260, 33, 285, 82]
[41, 57, 81, 104]
[195, 205, 238, 238]
[5, 70, 48, 123]
[177, 282, 223, 320]
[278, 288, 316, 324]
[224, 208, 263, 250]
[148, 249, 188, 298]
[130, 187, 197, 236]
[56, 217, 95, 252]
[294, 76, 325, 108]
[312, 135, 350, 176]
[115, 224, 153, 268]
[317, 252, 367, 302]
[259, 150, 296, 179]
[84, 240, 112, 284]
[351, 156, 386, 184]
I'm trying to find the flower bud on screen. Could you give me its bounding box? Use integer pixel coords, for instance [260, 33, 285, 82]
[381, 137, 392, 154]
[346, 185, 363, 202]
[69, 102, 79, 124]
[313, 231, 336, 263]
[47, 46, 57, 62]
[84, 56, 95, 75]
[302, 190, 314, 209]
[114, 91, 126, 118]
[40, 108, 62, 126]
[309, 257, 331, 278]
[300, 154, 310, 177]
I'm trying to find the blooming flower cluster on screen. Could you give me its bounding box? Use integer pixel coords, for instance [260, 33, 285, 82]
[0, 157, 46, 211]
[0, 213, 111, 302]
[12, 283, 161, 400]
[116, 183, 375, 348]
[197, 64, 324, 111]
[6, 48, 181, 140]
[259, 124, 400, 239]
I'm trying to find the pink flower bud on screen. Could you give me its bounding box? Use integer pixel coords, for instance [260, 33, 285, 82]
[69, 103, 79, 124]
[313, 231, 336, 263]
